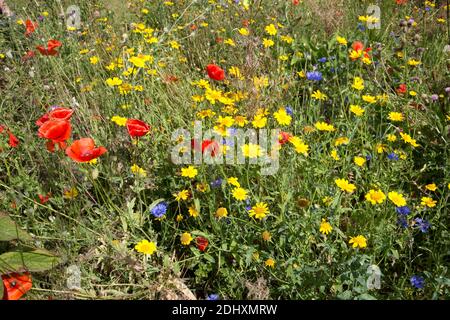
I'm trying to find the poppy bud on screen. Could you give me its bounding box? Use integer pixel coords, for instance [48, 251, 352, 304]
[196, 236, 209, 252]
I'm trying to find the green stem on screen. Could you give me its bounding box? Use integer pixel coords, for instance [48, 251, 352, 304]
[447, 0, 450, 45]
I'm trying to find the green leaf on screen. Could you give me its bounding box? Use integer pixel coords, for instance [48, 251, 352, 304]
[191, 230, 211, 239]
[173, 262, 180, 276]
[358, 293, 377, 300]
[194, 198, 201, 212]
[0, 249, 60, 273]
[203, 254, 215, 264]
[337, 290, 353, 300]
[0, 213, 32, 242]
[190, 246, 201, 257]
[126, 197, 136, 214]
[391, 249, 399, 260]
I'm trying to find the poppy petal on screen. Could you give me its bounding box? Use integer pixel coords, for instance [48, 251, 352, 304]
[2, 273, 32, 300]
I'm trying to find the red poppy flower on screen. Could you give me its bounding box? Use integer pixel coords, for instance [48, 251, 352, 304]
[202, 140, 220, 157]
[396, 84, 407, 94]
[38, 119, 71, 142]
[363, 47, 372, 58]
[126, 119, 150, 138]
[351, 41, 372, 61]
[36, 39, 62, 56]
[48, 40, 62, 51]
[25, 19, 37, 36]
[22, 50, 36, 62]
[2, 272, 32, 300]
[352, 41, 365, 52]
[278, 131, 292, 145]
[38, 119, 71, 152]
[36, 107, 74, 127]
[292, 0, 300, 5]
[396, 0, 407, 4]
[65, 138, 107, 163]
[0, 125, 19, 148]
[206, 64, 225, 81]
[8, 131, 19, 148]
[38, 193, 51, 204]
[191, 139, 220, 157]
[196, 237, 209, 252]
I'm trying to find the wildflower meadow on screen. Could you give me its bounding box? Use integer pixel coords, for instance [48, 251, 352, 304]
[0, 0, 449, 300]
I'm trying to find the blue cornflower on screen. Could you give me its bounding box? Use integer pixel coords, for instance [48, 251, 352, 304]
[150, 202, 168, 218]
[414, 218, 430, 233]
[210, 178, 223, 188]
[223, 138, 235, 147]
[227, 127, 238, 136]
[357, 22, 366, 31]
[285, 106, 294, 116]
[365, 154, 373, 161]
[207, 294, 219, 300]
[396, 206, 411, 215]
[318, 57, 327, 63]
[397, 216, 408, 228]
[410, 275, 425, 289]
[388, 152, 399, 161]
[306, 71, 323, 81]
